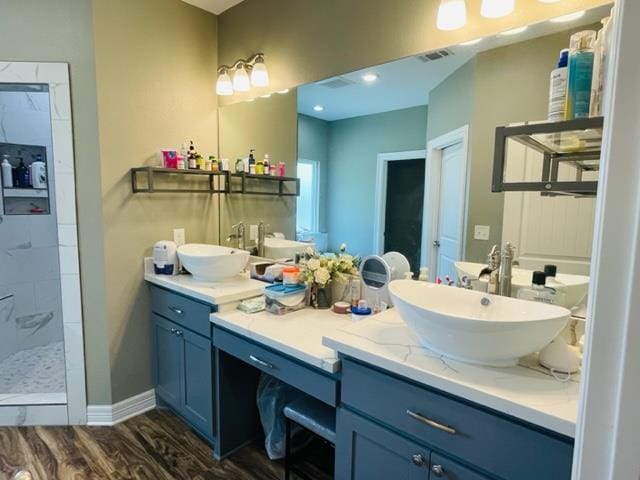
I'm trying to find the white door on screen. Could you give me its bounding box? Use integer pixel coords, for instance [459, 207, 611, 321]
[434, 142, 466, 280]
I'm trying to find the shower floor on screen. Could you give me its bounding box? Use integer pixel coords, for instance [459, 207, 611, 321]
[0, 341, 66, 405]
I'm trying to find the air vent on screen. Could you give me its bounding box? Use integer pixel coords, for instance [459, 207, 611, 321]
[319, 77, 356, 89]
[416, 48, 454, 63]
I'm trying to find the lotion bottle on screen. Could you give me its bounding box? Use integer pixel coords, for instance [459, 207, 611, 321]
[548, 49, 569, 122]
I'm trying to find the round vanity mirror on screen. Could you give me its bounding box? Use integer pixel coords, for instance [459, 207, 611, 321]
[360, 256, 391, 290]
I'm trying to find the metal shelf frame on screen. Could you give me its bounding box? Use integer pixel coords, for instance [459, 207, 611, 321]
[492, 117, 603, 197]
[229, 172, 300, 197]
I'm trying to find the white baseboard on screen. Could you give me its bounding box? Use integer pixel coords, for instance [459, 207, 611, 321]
[87, 389, 156, 426]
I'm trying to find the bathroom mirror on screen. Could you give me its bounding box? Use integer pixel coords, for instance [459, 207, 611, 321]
[219, 4, 611, 277]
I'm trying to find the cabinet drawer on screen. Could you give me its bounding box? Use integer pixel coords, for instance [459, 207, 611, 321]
[213, 327, 338, 406]
[150, 285, 213, 337]
[341, 358, 573, 480]
[430, 453, 491, 480]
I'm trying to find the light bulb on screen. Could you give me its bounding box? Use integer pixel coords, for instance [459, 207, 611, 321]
[216, 71, 233, 96]
[437, 0, 467, 31]
[233, 66, 250, 92]
[550, 10, 585, 23]
[481, 0, 515, 18]
[313, 105, 324, 112]
[250, 60, 269, 87]
[362, 73, 379, 83]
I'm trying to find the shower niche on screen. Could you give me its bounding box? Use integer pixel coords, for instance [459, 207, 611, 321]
[0, 142, 50, 215]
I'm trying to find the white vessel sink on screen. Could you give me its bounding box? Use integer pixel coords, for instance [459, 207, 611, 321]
[264, 238, 313, 260]
[455, 261, 589, 310]
[177, 244, 249, 282]
[389, 279, 571, 367]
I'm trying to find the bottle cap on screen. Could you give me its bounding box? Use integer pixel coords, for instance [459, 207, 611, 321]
[557, 48, 569, 68]
[569, 30, 596, 52]
[544, 264, 557, 277]
[532, 271, 547, 286]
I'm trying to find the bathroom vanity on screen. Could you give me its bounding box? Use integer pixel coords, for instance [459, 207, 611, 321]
[146, 273, 578, 479]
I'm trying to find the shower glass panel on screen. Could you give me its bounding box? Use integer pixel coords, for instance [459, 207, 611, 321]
[0, 83, 66, 405]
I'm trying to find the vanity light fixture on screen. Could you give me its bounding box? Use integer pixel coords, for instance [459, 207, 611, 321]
[550, 10, 586, 23]
[361, 73, 379, 83]
[436, 0, 467, 31]
[481, 0, 515, 18]
[500, 25, 528, 36]
[216, 53, 269, 96]
[460, 38, 483, 46]
[313, 105, 324, 112]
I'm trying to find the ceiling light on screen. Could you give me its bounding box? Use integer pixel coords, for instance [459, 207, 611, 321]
[313, 105, 324, 112]
[250, 55, 269, 87]
[361, 73, 379, 83]
[261, 94, 272, 98]
[215, 69, 233, 96]
[481, 0, 515, 18]
[538, 0, 561, 3]
[460, 38, 483, 46]
[500, 25, 528, 36]
[277, 89, 290, 94]
[232, 65, 250, 92]
[437, 0, 467, 31]
[550, 10, 586, 23]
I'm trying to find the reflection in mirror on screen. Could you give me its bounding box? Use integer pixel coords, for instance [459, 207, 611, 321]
[296, 5, 611, 287]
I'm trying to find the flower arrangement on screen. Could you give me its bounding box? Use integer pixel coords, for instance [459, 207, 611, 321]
[298, 244, 360, 288]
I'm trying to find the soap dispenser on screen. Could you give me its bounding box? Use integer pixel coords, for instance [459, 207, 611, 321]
[517, 271, 564, 305]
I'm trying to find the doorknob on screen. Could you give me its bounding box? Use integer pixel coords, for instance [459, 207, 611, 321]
[433, 240, 441, 248]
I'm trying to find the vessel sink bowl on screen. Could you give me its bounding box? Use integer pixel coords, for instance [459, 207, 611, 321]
[389, 279, 571, 367]
[264, 238, 313, 260]
[177, 244, 249, 282]
[455, 261, 589, 310]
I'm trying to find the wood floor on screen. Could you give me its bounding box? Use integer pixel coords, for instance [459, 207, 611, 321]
[0, 409, 333, 480]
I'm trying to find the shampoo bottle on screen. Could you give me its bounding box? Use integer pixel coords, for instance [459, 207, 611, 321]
[1, 156, 13, 188]
[548, 49, 569, 122]
[565, 30, 596, 120]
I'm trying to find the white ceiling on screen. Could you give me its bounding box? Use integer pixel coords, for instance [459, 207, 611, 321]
[181, 0, 244, 14]
[298, 5, 611, 122]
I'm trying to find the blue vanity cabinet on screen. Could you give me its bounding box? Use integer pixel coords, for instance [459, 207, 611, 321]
[150, 285, 216, 444]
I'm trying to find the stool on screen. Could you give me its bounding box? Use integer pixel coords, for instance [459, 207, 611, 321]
[283, 396, 336, 480]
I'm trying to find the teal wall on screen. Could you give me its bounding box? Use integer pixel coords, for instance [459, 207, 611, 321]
[326, 106, 428, 256]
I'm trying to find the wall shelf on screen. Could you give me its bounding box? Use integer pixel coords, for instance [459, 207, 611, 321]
[3, 187, 49, 198]
[492, 117, 603, 197]
[130, 167, 300, 197]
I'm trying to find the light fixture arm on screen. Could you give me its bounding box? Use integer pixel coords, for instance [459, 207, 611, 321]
[218, 53, 265, 74]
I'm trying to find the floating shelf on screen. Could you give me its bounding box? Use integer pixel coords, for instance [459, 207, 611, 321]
[2, 187, 49, 198]
[130, 167, 228, 194]
[492, 117, 603, 197]
[130, 167, 300, 197]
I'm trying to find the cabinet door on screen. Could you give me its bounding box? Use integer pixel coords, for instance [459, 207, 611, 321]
[429, 453, 491, 480]
[336, 407, 429, 480]
[153, 314, 183, 410]
[181, 328, 214, 436]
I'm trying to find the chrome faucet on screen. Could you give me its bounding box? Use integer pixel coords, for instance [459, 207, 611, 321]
[480, 244, 501, 295]
[499, 242, 516, 297]
[257, 222, 273, 258]
[227, 222, 246, 250]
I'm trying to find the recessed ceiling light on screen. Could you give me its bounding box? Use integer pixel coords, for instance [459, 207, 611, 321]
[313, 105, 324, 112]
[500, 26, 528, 36]
[261, 93, 272, 98]
[481, 0, 514, 18]
[361, 73, 379, 83]
[436, 0, 467, 31]
[277, 89, 290, 94]
[460, 38, 483, 46]
[550, 10, 586, 23]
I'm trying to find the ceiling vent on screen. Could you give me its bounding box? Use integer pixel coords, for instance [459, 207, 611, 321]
[416, 48, 454, 63]
[319, 77, 357, 89]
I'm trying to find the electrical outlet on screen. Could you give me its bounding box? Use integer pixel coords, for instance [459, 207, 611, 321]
[249, 224, 258, 241]
[474, 225, 490, 241]
[173, 228, 186, 246]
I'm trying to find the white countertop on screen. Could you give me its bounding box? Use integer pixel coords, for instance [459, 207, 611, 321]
[323, 309, 580, 437]
[210, 308, 352, 373]
[144, 271, 265, 306]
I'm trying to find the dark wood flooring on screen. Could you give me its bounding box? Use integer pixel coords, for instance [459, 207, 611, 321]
[0, 408, 332, 480]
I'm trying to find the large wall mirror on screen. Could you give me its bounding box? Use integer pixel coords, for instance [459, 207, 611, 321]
[219, 5, 610, 299]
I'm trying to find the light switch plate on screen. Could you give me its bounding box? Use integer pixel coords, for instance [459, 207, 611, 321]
[474, 225, 490, 241]
[173, 228, 186, 246]
[249, 224, 258, 241]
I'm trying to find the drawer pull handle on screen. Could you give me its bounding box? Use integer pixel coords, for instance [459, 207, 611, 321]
[170, 328, 177, 334]
[168, 306, 184, 315]
[406, 409, 457, 435]
[411, 454, 425, 466]
[249, 354, 274, 369]
[431, 464, 444, 477]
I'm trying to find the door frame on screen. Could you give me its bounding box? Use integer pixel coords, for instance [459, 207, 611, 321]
[423, 125, 470, 280]
[373, 150, 427, 256]
[296, 157, 320, 233]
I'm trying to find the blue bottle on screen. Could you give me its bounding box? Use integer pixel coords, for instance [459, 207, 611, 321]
[565, 30, 596, 120]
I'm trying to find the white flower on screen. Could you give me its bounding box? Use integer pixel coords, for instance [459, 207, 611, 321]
[307, 258, 320, 271]
[306, 246, 315, 256]
[314, 267, 331, 286]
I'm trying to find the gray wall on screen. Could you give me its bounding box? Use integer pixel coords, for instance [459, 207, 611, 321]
[326, 106, 428, 256]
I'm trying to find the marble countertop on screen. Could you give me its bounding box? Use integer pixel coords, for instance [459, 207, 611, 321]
[323, 309, 580, 438]
[210, 308, 352, 373]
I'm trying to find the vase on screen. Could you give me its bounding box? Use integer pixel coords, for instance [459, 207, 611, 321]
[310, 284, 332, 309]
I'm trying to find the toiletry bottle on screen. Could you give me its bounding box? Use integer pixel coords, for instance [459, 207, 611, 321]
[418, 267, 429, 282]
[211, 156, 219, 172]
[263, 154, 270, 175]
[235, 158, 244, 173]
[565, 30, 596, 120]
[180, 142, 189, 166]
[248, 149, 256, 175]
[278, 161, 285, 177]
[255, 156, 264, 175]
[590, 16, 612, 117]
[188, 141, 197, 169]
[1, 155, 13, 188]
[548, 49, 569, 122]
[176, 156, 185, 170]
[204, 155, 212, 171]
[517, 271, 561, 305]
[269, 163, 276, 176]
[15, 157, 29, 188]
